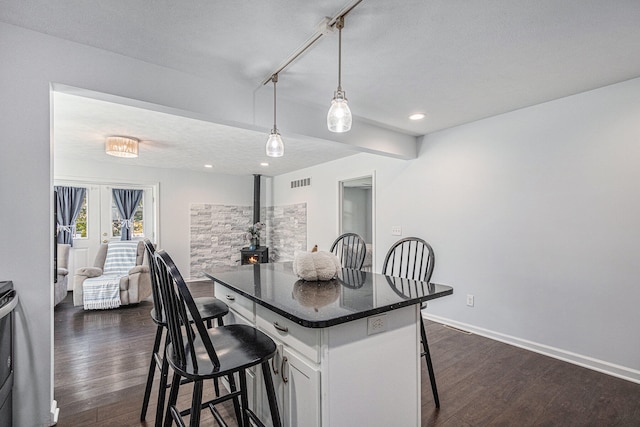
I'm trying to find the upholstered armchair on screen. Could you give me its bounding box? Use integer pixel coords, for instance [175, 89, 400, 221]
[55, 243, 71, 306]
[73, 240, 151, 307]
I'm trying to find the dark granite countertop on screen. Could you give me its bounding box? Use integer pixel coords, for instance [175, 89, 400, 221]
[204, 263, 453, 328]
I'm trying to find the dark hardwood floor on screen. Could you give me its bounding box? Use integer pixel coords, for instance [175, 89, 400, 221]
[54, 283, 640, 426]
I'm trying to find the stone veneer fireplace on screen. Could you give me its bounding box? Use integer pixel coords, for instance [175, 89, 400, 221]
[190, 202, 307, 279]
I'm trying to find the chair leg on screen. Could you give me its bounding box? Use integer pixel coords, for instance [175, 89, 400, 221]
[261, 362, 282, 427]
[213, 377, 220, 397]
[164, 372, 181, 427]
[189, 380, 203, 427]
[239, 370, 250, 427]
[155, 340, 171, 427]
[141, 325, 163, 421]
[420, 320, 440, 408]
[208, 317, 224, 397]
[228, 373, 243, 425]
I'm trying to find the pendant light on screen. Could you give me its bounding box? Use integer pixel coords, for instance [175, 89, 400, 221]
[266, 74, 285, 157]
[327, 16, 352, 133]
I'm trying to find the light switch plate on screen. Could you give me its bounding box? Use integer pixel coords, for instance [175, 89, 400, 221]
[391, 226, 402, 236]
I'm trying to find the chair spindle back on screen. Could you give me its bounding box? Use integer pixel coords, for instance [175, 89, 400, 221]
[154, 250, 221, 371]
[382, 237, 435, 299]
[143, 239, 164, 324]
[330, 232, 367, 269]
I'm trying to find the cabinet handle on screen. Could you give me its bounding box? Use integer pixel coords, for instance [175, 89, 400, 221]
[271, 353, 279, 375]
[273, 321, 288, 333]
[225, 295, 235, 301]
[281, 356, 289, 383]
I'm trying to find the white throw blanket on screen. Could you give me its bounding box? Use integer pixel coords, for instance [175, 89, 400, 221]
[83, 241, 138, 310]
[83, 274, 122, 310]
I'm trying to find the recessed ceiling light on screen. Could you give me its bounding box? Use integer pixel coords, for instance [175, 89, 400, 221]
[260, 162, 269, 167]
[409, 113, 426, 121]
[204, 164, 213, 168]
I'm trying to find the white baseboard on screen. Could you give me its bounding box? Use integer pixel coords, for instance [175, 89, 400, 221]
[50, 399, 60, 425]
[423, 313, 640, 385]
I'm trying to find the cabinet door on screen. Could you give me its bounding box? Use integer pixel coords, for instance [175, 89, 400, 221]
[282, 347, 321, 427]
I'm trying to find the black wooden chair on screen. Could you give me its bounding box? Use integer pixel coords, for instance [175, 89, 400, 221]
[330, 232, 367, 269]
[382, 237, 440, 408]
[154, 249, 282, 427]
[140, 240, 230, 426]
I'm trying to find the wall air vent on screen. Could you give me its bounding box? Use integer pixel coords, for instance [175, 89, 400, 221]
[291, 177, 311, 189]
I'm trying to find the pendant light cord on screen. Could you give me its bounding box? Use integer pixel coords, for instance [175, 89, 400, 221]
[337, 16, 344, 92]
[272, 73, 278, 131]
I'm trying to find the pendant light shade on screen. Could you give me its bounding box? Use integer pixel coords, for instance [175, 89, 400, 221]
[328, 16, 352, 133]
[266, 74, 285, 157]
[327, 90, 352, 133]
[266, 129, 284, 157]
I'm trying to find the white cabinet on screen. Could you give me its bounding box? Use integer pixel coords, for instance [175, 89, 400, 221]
[281, 347, 320, 427]
[254, 338, 321, 427]
[213, 280, 421, 427]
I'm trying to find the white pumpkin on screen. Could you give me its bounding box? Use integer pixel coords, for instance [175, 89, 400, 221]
[292, 250, 341, 281]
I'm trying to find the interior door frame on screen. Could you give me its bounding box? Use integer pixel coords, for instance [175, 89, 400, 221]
[337, 171, 376, 272]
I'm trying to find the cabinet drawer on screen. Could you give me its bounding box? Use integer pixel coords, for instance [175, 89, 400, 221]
[256, 306, 321, 363]
[214, 282, 255, 324]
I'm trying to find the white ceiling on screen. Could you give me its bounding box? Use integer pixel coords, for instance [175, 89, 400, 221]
[51, 92, 360, 176]
[3, 0, 640, 175]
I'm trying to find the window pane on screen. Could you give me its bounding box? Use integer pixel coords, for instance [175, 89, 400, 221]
[133, 199, 144, 237]
[74, 192, 88, 238]
[111, 202, 121, 237]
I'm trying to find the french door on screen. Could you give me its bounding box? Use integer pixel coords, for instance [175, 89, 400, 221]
[54, 180, 158, 288]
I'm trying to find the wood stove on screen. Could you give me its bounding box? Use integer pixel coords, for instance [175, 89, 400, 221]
[240, 174, 269, 265]
[240, 246, 269, 265]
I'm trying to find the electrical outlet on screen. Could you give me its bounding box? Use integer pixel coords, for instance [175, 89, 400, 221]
[391, 226, 402, 236]
[367, 314, 387, 335]
[466, 294, 474, 307]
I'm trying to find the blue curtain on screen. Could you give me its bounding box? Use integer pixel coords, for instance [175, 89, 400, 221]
[54, 186, 86, 246]
[112, 188, 143, 240]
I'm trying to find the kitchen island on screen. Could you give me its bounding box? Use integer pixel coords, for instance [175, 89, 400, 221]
[205, 262, 453, 427]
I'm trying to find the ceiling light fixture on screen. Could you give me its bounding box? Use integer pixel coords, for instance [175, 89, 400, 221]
[327, 16, 352, 133]
[265, 73, 284, 157]
[105, 136, 139, 158]
[409, 113, 426, 121]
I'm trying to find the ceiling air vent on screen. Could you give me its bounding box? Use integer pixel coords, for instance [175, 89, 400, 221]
[291, 177, 311, 189]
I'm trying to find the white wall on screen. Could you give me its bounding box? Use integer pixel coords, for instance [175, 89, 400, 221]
[274, 77, 640, 383]
[0, 21, 279, 426]
[55, 158, 254, 277]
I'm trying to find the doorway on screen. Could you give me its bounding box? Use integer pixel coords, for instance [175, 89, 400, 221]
[54, 179, 157, 285]
[339, 174, 374, 271]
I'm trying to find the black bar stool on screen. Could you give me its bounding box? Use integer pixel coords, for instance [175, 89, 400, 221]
[155, 249, 282, 427]
[140, 239, 230, 426]
[382, 237, 440, 408]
